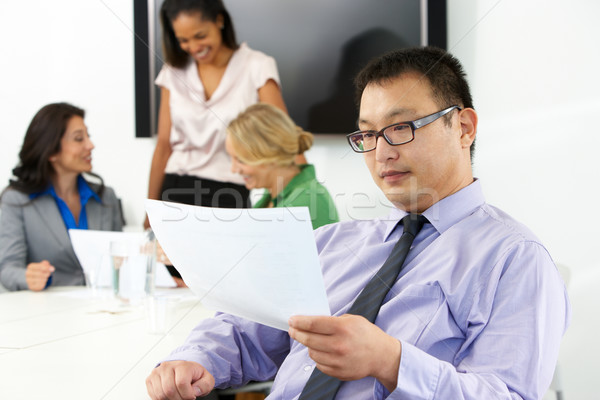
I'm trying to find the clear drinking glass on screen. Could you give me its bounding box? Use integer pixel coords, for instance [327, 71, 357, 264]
[143, 229, 157, 296]
[110, 237, 156, 304]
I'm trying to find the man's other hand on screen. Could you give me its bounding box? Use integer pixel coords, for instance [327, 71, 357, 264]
[146, 360, 215, 400]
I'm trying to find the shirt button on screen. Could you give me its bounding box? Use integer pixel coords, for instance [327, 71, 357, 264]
[303, 365, 312, 372]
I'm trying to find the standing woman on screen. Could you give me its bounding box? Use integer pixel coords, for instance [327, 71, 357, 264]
[146, 0, 288, 226]
[0, 103, 123, 291]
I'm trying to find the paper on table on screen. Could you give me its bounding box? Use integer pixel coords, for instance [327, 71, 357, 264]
[69, 230, 176, 288]
[145, 199, 331, 330]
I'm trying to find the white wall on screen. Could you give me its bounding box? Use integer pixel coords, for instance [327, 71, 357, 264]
[0, 0, 598, 397]
[448, 1, 600, 398]
[0, 0, 156, 229]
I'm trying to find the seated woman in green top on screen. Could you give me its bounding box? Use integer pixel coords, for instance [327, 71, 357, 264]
[225, 103, 339, 229]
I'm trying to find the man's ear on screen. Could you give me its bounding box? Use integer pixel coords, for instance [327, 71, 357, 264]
[458, 108, 477, 149]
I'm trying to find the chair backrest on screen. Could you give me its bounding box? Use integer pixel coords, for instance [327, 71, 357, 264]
[547, 262, 570, 400]
[556, 263, 571, 288]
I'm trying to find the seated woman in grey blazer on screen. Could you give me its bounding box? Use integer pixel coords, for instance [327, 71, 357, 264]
[0, 102, 123, 291]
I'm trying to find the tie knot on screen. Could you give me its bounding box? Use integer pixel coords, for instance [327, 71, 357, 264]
[402, 214, 427, 237]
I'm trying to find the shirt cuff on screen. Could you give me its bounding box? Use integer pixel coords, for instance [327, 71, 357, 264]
[44, 274, 53, 289]
[387, 341, 441, 400]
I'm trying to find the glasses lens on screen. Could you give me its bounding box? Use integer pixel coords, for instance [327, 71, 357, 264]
[349, 133, 367, 152]
[384, 123, 413, 144]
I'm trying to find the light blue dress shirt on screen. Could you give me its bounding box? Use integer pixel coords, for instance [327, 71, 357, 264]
[164, 180, 570, 399]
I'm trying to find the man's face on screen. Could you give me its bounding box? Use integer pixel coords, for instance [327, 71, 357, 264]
[359, 73, 474, 213]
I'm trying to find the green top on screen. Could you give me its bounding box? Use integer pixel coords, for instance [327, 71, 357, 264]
[253, 164, 339, 229]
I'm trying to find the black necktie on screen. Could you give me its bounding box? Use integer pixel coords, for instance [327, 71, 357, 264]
[298, 214, 427, 400]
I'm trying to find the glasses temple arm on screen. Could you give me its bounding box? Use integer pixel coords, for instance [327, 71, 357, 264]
[412, 106, 460, 129]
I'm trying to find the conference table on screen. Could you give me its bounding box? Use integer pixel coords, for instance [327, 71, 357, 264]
[0, 287, 214, 399]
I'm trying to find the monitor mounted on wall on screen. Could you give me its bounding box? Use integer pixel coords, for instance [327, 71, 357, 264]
[134, 0, 447, 137]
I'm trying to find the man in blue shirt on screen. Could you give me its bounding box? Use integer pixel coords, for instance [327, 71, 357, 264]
[146, 47, 570, 400]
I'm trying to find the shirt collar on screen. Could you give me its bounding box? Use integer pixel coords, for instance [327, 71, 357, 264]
[77, 175, 101, 204]
[382, 179, 485, 241]
[29, 175, 101, 204]
[272, 164, 315, 207]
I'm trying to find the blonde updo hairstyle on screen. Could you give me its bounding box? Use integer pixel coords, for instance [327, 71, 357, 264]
[227, 103, 313, 166]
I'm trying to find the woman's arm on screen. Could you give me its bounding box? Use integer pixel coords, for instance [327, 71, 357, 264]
[0, 190, 30, 290]
[145, 88, 173, 229]
[258, 79, 287, 113]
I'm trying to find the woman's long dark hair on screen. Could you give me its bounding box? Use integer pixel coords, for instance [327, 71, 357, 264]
[8, 102, 104, 195]
[160, 0, 239, 68]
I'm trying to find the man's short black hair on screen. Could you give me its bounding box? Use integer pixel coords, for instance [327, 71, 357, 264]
[354, 46, 475, 160]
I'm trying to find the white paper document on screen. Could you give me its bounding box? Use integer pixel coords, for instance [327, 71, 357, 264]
[69, 230, 176, 288]
[145, 199, 331, 330]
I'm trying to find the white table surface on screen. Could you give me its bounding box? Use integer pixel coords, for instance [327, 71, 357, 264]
[0, 287, 214, 399]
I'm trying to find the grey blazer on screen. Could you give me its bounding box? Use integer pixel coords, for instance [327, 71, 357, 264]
[0, 184, 123, 290]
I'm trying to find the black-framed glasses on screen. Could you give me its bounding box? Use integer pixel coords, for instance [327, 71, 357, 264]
[346, 105, 461, 153]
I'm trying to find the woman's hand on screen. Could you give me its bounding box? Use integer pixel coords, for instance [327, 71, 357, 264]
[25, 260, 55, 291]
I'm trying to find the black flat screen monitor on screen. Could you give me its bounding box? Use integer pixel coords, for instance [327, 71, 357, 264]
[134, 0, 447, 137]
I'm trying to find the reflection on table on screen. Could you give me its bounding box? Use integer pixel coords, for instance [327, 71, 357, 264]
[0, 287, 213, 399]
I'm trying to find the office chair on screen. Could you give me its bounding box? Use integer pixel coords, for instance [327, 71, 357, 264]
[216, 380, 273, 399]
[117, 198, 126, 227]
[549, 364, 565, 400]
[546, 263, 571, 400]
